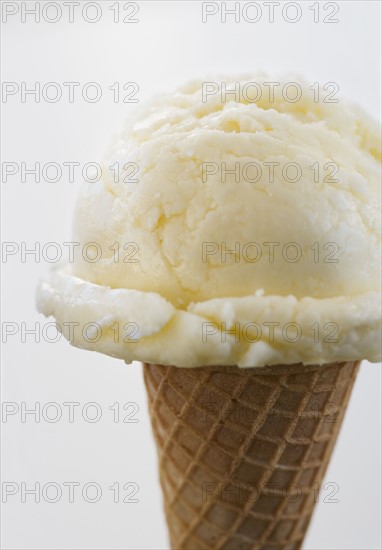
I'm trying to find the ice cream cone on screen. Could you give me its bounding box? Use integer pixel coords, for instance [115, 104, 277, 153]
[143, 361, 360, 549]
[36, 75, 381, 548]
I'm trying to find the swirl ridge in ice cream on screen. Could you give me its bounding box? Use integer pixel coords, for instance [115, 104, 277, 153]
[37, 75, 382, 367]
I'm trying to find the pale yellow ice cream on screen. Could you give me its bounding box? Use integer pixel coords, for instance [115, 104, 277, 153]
[37, 75, 381, 367]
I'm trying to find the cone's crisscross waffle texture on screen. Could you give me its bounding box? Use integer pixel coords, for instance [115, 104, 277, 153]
[143, 361, 360, 549]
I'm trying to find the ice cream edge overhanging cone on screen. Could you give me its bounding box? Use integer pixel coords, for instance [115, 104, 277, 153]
[36, 74, 381, 549]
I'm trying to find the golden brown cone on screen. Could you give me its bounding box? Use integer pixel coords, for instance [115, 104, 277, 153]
[143, 361, 360, 549]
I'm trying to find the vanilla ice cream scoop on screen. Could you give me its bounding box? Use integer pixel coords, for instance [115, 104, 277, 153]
[37, 75, 381, 367]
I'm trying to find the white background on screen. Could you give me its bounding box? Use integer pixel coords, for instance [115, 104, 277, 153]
[1, 1, 381, 549]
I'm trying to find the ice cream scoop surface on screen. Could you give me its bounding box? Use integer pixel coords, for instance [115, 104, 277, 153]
[37, 75, 382, 367]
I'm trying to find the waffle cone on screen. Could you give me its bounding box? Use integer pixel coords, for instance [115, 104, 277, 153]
[143, 361, 360, 549]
